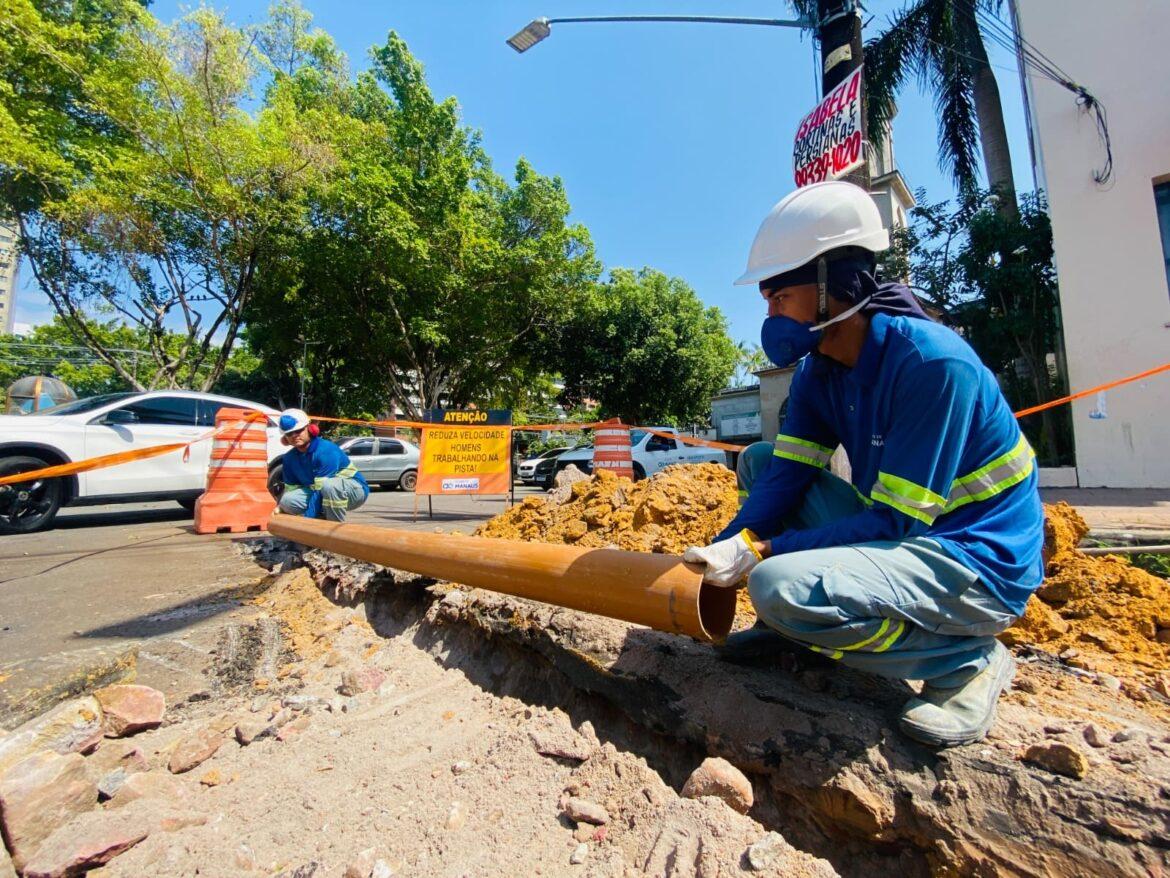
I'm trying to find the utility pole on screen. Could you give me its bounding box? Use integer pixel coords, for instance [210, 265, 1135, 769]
[815, 0, 869, 190]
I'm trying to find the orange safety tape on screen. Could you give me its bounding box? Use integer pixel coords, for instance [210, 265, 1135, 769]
[0, 411, 267, 488]
[9, 360, 1166, 492]
[1013, 362, 1170, 419]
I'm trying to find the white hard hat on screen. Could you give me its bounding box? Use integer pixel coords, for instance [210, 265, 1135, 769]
[277, 408, 311, 435]
[735, 181, 890, 286]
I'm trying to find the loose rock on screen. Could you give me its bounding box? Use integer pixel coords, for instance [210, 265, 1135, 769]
[1083, 724, 1109, 748]
[0, 698, 104, 771]
[21, 809, 151, 878]
[0, 751, 96, 871]
[168, 728, 222, 774]
[107, 770, 188, 807]
[97, 768, 128, 801]
[746, 832, 789, 871]
[339, 667, 386, 697]
[343, 847, 376, 878]
[563, 797, 609, 825]
[94, 685, 165, 738]
[1023, 742, 1090, 779]
[569, 843, 588, 865]
[371, 861, 395, 878]
[445, 800, 467, 831]
[680, 757, 754, 814]
[235, 720, 270, 746]
[1113, 727, 1145, 743]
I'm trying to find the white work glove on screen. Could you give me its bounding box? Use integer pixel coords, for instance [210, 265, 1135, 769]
[682, 530, 763, 588]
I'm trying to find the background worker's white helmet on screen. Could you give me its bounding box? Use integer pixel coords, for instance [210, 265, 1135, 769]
[735, 181, 890, 286]
[278, 408, 311, 436]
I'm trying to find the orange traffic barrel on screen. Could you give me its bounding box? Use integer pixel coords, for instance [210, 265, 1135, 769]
[592, 419, 634, 481]
[194, 407, 275, 534]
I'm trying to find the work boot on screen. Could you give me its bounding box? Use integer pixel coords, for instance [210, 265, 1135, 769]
[898, 641, 1016, 748]
[716, 622, 834, 668]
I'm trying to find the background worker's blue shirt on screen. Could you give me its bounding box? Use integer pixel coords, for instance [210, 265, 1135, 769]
[718, 313, 1045, 615]
[281, 436, 369, 519]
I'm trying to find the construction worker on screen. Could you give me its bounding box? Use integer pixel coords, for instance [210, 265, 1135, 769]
[684, 181, 1044, 748]
[275, 408, 369, 522]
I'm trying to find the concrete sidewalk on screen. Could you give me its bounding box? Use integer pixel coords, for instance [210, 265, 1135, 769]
[1040, 487, 1170, 535]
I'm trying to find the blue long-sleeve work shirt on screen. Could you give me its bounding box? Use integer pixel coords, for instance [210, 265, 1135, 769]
[717, 312, 1045, 615]
[281, 436, 369, 519]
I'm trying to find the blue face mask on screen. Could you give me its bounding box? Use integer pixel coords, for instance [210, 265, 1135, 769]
[761, 315, 818, 368]
[760, 294, 874, 368]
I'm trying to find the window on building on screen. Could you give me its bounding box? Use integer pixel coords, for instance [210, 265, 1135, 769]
[1155, 181, 1170, 298]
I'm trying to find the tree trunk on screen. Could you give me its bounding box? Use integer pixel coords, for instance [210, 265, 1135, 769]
[956, 0, 1019, 217]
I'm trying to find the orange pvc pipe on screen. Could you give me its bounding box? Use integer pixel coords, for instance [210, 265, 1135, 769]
[267, 515, 737, 643]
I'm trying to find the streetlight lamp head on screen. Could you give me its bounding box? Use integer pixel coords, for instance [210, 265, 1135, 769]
[507, 18, 551, 53]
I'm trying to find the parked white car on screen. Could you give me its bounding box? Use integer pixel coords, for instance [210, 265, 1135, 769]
[0, 390, 283, 534]
[553, 427, 727, 484]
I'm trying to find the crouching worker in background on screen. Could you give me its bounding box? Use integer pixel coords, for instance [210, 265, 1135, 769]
[684, 182, 1044, 749]
[275, 408, 369, 522]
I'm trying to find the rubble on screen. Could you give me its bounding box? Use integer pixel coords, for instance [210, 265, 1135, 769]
[21, 810, 151, 878]
[562, 797, 609, 825]
[680, 756, 754, 814]
[1022, 741, 1091, 779]
[0, 751, 96, 871]
[167, 727, 223, 773]
[0, 697, 104, 772]
[94, 685, 165, 738]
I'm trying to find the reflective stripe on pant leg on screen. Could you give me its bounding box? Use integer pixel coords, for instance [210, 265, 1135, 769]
[747, 546, 1002, 682]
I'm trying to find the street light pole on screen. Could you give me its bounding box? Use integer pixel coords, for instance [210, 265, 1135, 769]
[507, 14, 813, 53]
[815, 1, 869, 190]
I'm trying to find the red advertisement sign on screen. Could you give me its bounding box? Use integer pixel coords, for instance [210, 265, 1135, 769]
[793, 66, 864, 187]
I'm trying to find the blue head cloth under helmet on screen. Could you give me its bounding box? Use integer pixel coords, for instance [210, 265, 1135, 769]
[759, 250, 929, 368]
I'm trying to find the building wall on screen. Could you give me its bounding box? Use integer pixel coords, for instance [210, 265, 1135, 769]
[0, 225, 18, 334]
[757, 366, 797, 442]
[1017, 0, 1170, 487]
[710, 387, 762, 444]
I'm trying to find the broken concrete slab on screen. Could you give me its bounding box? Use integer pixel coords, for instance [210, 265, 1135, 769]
[0, 750, 97, 871]
[0, 696, 103, 776]
[0, 647, 136, 732]
[21, 809, 151, 878]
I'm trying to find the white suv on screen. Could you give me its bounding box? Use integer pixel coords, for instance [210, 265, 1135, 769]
[0, 390, 283, 534]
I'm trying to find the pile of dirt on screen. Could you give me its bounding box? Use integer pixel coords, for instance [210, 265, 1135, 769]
[252, 567, 372, 663]
[1002, 502, 1170, 671]
[476, 463, 739, 554]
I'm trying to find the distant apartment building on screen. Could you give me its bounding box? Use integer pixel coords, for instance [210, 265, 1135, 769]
[1015, 0, 1170, 487]
[0, 224, 18, 334]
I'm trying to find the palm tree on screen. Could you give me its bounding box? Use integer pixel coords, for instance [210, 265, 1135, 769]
[863, 0, 1018, 215]
[789, 0, 1018, 215]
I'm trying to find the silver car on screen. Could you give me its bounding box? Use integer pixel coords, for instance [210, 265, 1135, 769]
[338, 436, 420, 491]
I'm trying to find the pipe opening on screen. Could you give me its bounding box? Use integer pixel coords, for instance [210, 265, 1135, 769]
[697, 581, 738, 642]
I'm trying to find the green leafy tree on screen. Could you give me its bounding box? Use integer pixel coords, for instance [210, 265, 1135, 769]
[553, 268, 738, 427]
[1, 2, 330, 391]
[901, 189, 1071, 463]
[246, 30, 599, 419]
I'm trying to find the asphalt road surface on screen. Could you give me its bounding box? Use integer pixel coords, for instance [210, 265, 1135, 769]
[0, 483, 544, 727]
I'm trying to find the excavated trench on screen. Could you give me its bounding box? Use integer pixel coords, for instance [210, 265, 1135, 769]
[263, 551, 907, 878]
[241, 538, 1170, 878]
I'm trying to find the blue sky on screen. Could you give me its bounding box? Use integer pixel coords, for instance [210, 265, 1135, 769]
[15, 0, 1035, 347]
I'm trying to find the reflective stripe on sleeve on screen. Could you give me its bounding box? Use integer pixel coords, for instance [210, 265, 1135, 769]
[946, 434, 1035, 512]
[337, 465, 358, 479]
[870, 472, 948, 525]
[311, 478, 326, 490]
[772, 434, 833, 468]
